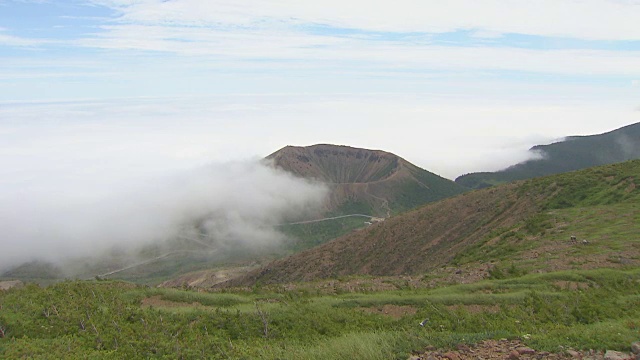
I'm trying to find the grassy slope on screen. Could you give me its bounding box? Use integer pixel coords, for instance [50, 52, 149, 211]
[226, 160, 640, 286]
[1, 268, 639, 359]
[2, 162, 639, 358]
[279, 216, 370, 253]
[456, 122, 640, 189]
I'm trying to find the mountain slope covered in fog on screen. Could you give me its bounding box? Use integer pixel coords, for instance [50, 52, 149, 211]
[456, 122, 640, 189]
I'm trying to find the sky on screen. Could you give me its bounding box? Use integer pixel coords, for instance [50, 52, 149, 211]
[0, 0, 638, 176]
[1, 1, 640, 267]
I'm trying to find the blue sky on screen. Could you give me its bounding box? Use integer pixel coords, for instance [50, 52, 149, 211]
[2, 0, 640, 101]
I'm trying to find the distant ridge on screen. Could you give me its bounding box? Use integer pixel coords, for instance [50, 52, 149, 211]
[456, 122, 640, 189]
[267, 144, 467, 217]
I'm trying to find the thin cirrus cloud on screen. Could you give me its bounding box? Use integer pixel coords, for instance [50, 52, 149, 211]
[67, 0, 640, 81]
[92, 0, 640, 41]
[1, 0, 639, 102]
[0, 32, 46, 46]
[80, 28, 640, 77]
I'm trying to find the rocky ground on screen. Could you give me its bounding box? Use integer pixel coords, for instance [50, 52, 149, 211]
[409, 339, 640, 360]
[0, 280, 23, 291]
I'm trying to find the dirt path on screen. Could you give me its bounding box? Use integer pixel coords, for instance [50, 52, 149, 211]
[365, 184, 391, 218]
[99, 249, 217, 278]
[279, 214, 374, 225]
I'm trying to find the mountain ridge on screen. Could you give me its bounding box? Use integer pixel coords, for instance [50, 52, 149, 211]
[456, 122, 640, 189]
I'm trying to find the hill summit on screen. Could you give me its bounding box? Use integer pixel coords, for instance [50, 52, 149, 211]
[267, 144, 466, 217]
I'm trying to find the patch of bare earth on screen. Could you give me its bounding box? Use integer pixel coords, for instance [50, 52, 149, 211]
[410, 339, 630, 360]
[552, 281, 590, 291]
[359, 304, 417, 319]
[141, 295, 206, 309]
[0, 280, 23, 291]
[159, 265, 257, 289]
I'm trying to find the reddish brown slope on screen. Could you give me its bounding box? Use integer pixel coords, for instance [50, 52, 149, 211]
[267, 144, 400, 183]
[221, 160, 640, 287]
[266, 144, 467, 217]
[223, 183, 537, 286]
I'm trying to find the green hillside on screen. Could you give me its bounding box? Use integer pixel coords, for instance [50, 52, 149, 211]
[225, 160, 640, 286]
[456, 122, 640, 189]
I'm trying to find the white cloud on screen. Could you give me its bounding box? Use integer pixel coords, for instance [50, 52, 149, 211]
[1, 94, 636, 270]
[0, 153, 328, 269]
[0, 33, 45, 46]
[92, 0, 640, 41]
[3, 0, 640, 102]
[68, 1, 640, 81]
[1, 94, 637, 182]
[75, 23, 640, 77]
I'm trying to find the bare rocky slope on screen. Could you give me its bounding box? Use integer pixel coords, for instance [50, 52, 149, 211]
[267, 144, 467, 217]
[221, 160, 640, 287]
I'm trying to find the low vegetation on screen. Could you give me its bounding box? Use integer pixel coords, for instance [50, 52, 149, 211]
[279, 216, 370, 252]
[1, 268, 639, 359]
[2, 155, 639, 359]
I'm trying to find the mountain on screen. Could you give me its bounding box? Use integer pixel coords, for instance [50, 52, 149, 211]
[456, 122, 640, 189]
[222, 159, 640, 287]
[2, 145, 465, 285]
[267, 144, 467, 217]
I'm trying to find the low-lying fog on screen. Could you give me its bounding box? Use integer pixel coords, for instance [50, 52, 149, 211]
[1, 94, 636, 272]
[0, 160, 327, 272]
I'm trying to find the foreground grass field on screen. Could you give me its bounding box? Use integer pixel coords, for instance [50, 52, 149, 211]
[1, 267, 639, 359]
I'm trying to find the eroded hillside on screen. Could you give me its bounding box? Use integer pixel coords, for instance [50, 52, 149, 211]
[224, 160, 640, 287]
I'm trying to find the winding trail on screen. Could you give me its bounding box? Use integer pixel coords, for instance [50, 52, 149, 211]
[278, 214, 375, 226]
[364, 184, 391, 218]
[98, 249, 218, 278]
[98, 213, 384, 278]
[98, 234, 219, 278]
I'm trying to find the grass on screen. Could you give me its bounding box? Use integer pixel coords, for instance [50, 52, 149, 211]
[451, 199, 639, 275]
[2, 161, 640, 358]
[3, 268, 638, 359]
[279, 216, 369, 252]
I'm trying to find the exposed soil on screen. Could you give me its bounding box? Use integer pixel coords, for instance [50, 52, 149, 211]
[359, 304, 418, 319]
[266, 143, 465, 217]
[552, 281, 590, 291]
[410, 339, 632, 360]
[0, 280, 23, 291]
[158, 266, 257, 288]
[141, 295, 206, 309]
[267, 144, 401, 184]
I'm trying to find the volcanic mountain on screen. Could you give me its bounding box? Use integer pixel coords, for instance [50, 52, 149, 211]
[266, 144, 467, 217]
[456, 122, 640, 189]
[222, 159, 640, 287]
